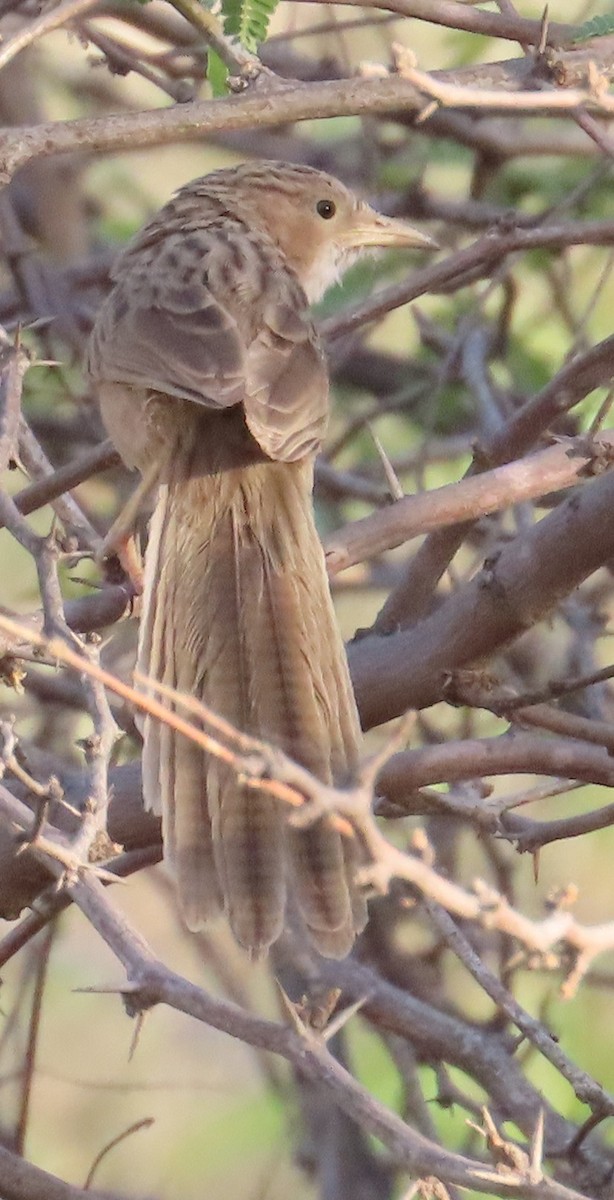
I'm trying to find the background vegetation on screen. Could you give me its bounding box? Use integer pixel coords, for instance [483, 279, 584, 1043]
[1, 2, 614, 1198]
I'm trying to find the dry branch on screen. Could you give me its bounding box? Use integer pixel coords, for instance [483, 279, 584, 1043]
[3, 5, 614, 1196]
[350, 467, 614, 727]
[326, 431, 614, 574]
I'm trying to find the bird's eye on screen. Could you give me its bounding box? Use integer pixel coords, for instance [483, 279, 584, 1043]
[316, 199, 336, 219]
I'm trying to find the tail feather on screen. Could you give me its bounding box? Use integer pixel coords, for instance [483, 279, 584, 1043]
[137, 452, 365, 956]
[197, 489, 286, 951]
[304, 919, 354, 960]
[213, 763, 286, 955]
[173, 676, 222, 928]
[138, 486, 167, 821]
[246, 546, 353, 943]
[287, 536, 367, 948]
[139, 484, 221, 927]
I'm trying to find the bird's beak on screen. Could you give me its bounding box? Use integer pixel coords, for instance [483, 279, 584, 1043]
[343, 207, 438, 252]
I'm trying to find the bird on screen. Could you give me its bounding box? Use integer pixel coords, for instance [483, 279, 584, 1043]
[88, 160, 435, 958]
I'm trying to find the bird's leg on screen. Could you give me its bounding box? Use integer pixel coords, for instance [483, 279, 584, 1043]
[98, 457, 164, 594]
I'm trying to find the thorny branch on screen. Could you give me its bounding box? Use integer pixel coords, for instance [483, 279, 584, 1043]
[3, 1, 614, 1198]
[2, 612, 614, 1018]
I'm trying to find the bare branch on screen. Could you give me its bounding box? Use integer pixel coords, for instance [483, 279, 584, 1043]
[67, 873, 592, 1200]
[326, 431, 614, 575]
[349, 467, 614, 727]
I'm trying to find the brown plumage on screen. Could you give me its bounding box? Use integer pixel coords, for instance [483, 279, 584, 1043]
[88, 161, 435, 957]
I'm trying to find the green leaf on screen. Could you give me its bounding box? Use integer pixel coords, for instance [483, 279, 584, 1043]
[221, 0, 277, 53]
[571, 12, 614, 41]
[207, 49, 229, 95]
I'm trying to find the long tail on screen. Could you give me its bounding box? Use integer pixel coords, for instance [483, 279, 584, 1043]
[137, 452, 366, 957]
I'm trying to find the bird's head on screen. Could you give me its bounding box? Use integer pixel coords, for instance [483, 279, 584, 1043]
[204, 161, 437, 302]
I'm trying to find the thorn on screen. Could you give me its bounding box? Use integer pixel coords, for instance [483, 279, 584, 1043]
[537, 5, 549, 55]
[532, 847, 540, 883]
[367, 422, 404, 501]
[128, 1010, 146, 1061]
[529, 1108, 544, 1183]
[415, 100, 439, 125]
[358, 61, 389, 80]
[392, 42, 418, 72]
[86, 863, 127, 885]
[321, 994, 370, 1043]
[472, 1169, 523, 1184]
[73, 982, 142, 995]
[275, 981, 313, 1040]
[68, 574, 105, 589]
[294, 985, 341, 1032]
[21, 315, 55, 332]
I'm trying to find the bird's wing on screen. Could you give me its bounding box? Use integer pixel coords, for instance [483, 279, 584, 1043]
[88, 228, 246, 410]
[244, 299, 329, 462]
[88, 226, 329, 462]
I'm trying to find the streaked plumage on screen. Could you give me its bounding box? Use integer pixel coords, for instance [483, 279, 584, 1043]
[88, 161, 434, 956]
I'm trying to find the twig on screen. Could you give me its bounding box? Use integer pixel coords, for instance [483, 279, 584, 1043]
[0, 1144, 129, 1200]
[79, 22, 195, 104]
[14, 924, 56, 1155]
[66, 872, 591, 1200]
[0, 0, 100, 71]
[292, 0, 578, 48]
[9, 439, 121, 525]
[349, 465, 614, 727]
[164, 0, 260, 77]
[424, 901, 613, 1119]
[4, 66, 614, 184]
[326, 431, 614, 575]
[322, 225, 614, 342]
[17, 418, 102, 554]
[4, 613, 614, 999]
[391, 50, 614, 115]
[0, 331, 28, 474]
[83, 1119, 154, 1191]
